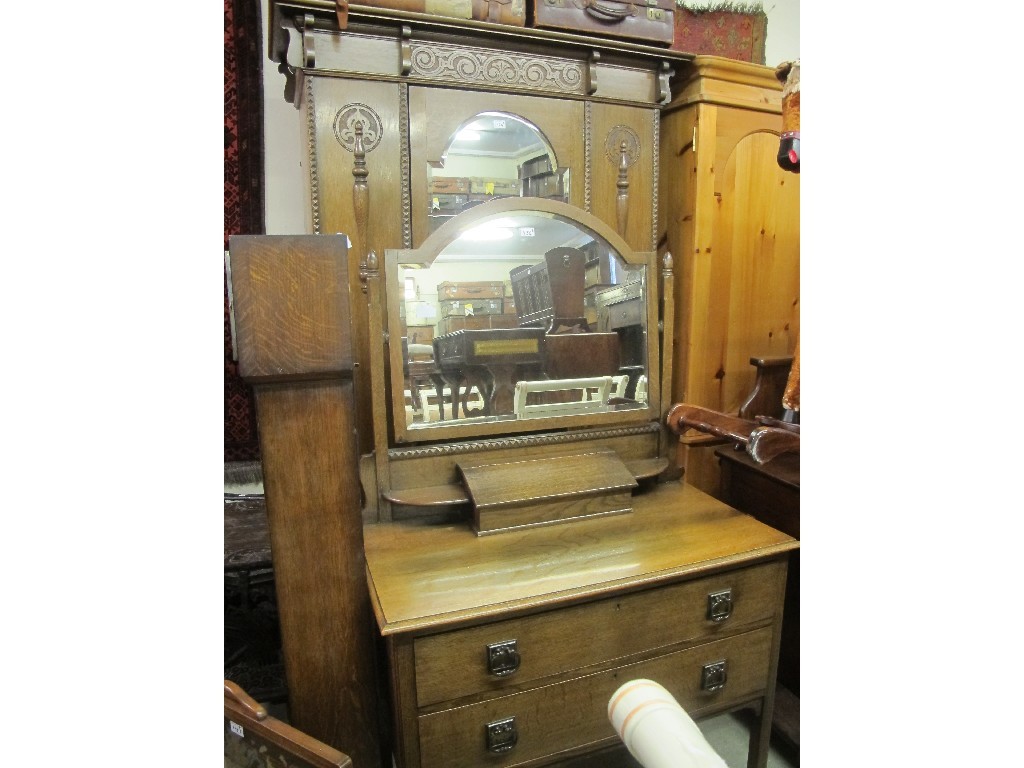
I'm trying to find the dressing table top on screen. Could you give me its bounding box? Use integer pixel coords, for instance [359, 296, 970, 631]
[364, 481, 797, 636]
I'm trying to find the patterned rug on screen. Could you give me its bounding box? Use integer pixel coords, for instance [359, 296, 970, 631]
[224, 0, 265, 463]
[671, 6, 767, 64]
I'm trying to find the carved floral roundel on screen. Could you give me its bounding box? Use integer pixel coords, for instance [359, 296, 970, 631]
[333, 103, 383, 153]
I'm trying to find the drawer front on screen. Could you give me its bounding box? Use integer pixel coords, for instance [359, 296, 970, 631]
[414, 560, 784, 706]
[417, 627, 773, 768]
[601, 296, 643, 330]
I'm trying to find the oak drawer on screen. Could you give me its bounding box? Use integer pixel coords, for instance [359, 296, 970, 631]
[413, 560, 784, 706]
[417, 626, 773, 768]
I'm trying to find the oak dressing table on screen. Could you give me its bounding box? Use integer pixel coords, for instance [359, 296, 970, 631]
[229, 11, 798, 766]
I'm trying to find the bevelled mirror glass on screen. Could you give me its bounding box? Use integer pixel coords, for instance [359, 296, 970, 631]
[427, 112, 569, 237]
[387, 198, 659, 444]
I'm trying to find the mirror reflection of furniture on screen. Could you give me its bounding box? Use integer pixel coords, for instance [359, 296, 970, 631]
[225, 680, 353, 768]
[427, 112, 568, 238]
[510, 245, 622, 400]
[383, 198, 657, 447]
[402, 339, 446, 421]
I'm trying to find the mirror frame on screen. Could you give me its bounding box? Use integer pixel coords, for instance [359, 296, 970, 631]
[383, 197, 661, 445]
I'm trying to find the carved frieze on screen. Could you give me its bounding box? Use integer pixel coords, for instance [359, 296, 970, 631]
[388, 423, 661, 460]
[409, 43, 585, 94]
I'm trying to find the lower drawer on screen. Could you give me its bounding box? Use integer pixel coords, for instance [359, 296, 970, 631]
[416, 626, 773, 768]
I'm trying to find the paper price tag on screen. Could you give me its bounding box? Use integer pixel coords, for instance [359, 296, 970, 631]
[230, 721, 244, 738]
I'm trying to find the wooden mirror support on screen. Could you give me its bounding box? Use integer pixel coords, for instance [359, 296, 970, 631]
[362, 198, 675, 525]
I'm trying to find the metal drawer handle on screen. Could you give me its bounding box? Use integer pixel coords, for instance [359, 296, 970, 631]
[486, 640, 521, 677]
[701, 660, 728, 692]
[486, 717, 518, 753]
[706, 588, 733, 622]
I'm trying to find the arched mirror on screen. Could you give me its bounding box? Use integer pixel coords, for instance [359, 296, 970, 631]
[387, 198, 659, 444]
[427, 112, 570, 237]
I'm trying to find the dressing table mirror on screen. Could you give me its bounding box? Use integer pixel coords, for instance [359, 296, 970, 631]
[425, 111, 570, 238]
[362, 196, 674, 527]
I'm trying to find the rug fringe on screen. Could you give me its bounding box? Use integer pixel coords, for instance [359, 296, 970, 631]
[675, 1, 765, 14]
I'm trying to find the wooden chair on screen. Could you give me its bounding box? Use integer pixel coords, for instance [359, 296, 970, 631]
[224, 680, 353, 768]
[668, 355, 799, 465]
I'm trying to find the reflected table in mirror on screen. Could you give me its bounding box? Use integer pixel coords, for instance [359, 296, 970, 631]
[433, 327, 546, 418]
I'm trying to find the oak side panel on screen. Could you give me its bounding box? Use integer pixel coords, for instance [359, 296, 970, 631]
[229, 235, 353, 381]
[589, 102, 658, 252]
[306, 76, 405, 455]
[255, 381, 384, 768]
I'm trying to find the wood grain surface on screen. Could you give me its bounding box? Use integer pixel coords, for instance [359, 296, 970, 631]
[364, 481, 796, 635]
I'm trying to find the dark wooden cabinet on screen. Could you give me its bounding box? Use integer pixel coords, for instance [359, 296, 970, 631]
[716, 445, 799, 748]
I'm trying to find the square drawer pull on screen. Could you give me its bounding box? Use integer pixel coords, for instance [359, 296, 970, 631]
[701, 660, 728, 692]
[486, 639, 521, 677]
[706, 588, 733, 622]
[486, 717, 518, 753]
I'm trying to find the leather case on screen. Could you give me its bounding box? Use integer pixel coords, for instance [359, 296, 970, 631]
[529, 0, 675, 45]
[345, 0, 527, 27]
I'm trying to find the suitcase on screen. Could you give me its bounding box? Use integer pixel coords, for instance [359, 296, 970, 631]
[437, 314, 519, 335]
[340, 0, 526, 27]
[469, 177, 521, 195]
[437, 281, 506, 300]
[428, 177, 471, 194]
[529, 0, 675, 46]
[440, 298, 505, 317]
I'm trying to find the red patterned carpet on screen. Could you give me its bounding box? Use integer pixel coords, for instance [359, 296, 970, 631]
[224, 0, 264, 463]
[671, 8, 767, 64]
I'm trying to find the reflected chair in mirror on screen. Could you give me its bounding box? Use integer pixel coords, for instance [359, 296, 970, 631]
[224, 679, 353, 768]
[402, 339, 443, 422]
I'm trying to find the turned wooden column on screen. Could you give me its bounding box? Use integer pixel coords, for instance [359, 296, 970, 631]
[228, 234, 384, 768]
